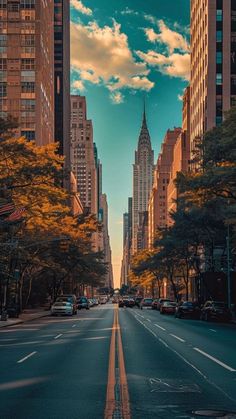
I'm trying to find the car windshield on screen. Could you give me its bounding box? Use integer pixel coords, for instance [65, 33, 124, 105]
[144, 299, 153, 303]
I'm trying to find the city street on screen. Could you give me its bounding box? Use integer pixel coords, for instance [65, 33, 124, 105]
[0, 303, 236, 419]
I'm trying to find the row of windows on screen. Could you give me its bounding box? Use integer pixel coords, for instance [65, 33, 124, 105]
[0, 1, 35, 10]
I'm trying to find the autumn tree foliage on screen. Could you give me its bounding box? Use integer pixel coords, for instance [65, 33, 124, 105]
[0, 119, 106, 310]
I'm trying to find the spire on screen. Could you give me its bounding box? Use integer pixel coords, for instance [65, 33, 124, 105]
[138, 99, 151, 149]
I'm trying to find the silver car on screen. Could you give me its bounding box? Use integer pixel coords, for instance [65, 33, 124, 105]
[51, 302, 73, 316]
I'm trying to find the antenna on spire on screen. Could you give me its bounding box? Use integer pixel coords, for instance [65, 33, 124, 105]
[142, 94, 147, 125]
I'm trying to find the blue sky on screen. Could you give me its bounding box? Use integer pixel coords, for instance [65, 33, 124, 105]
[70, 0, 190, 287]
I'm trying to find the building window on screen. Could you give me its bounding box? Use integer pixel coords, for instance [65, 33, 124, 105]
[216, 30, 222, 42]
[216, 10, 223, 21]
[21, 130, 35, 140]
[216, 73, 222, 85]
[216, 51, 222, 64]
[216, 116, 222, 126]
[0, 0, 7, 9]
[21, 59, 35, 70]
[21, 81, 35, 93]
[20, 0, 35, 9]
[0, 58, 6, 70]
[21, 99, 35, 111]
[0, 82, 7, 98]
[21, 70, 35, 82]
[8, 2, 20, 12]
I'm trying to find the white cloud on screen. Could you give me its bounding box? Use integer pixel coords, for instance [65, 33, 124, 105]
[71, 0, 92, 16]
[72, 79, 86, 92]
[136, 50, 190, 80]
[143, 14, 156, 25]
[71, 20, 154, 102]
[144, 20, 189, 53]
[110, 91, 124, 104]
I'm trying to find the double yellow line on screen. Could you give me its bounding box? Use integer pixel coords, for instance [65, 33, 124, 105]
[104, 307, 130, 419]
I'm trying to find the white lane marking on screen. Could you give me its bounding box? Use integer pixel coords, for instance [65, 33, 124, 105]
[170, 334, 185, 343]
[209, 329, 216, 332]
[154, 324, 166, 331]
[17, 351, 37, 364]
[72, 324, 76, 328]
[147, 319, 151, 323]
[54, 334, 63, 340]
[158, 338, 169, 348]
[194, 347, 236, 372]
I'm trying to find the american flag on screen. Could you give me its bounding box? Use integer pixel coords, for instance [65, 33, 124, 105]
[6, 207, 25, 222]
[0, 202, 15, 216]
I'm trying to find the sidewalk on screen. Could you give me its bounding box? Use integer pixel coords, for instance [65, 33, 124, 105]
[0, 308, 50, 328]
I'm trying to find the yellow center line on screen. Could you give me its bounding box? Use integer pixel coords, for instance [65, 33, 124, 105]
[104, 307, 130, 419]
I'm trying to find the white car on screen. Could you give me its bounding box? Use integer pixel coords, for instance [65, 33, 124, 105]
[51, 302, 73, 316]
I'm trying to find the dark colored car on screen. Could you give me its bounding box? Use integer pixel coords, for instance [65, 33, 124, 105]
[200, 301, 231, 322]
[118, 299, 124, 308]
[77, 296, 89, 310]
[123, 298, 135, 308]
[156, 298, 172, 311]
[135, 297, 143, 308]
[160, 301, 177, 314]
[140, 298, 153, 309]
[175, 301, 201, 319]
[151, 299, 159, 310]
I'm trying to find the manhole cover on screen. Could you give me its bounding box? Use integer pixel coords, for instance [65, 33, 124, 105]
[192, 410, 236, 418]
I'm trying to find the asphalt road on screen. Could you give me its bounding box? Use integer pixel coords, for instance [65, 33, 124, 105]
[0, 304, 236, 419]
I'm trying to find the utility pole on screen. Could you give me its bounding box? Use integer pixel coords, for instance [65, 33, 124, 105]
[226, 223, 231, 310]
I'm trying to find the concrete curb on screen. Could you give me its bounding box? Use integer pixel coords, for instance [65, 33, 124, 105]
[0, 311, 50, 328]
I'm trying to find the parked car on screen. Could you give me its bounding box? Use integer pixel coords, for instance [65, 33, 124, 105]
[100, 296, 107, 304]
[88, 299, 94, 308]
[200, 301, 232, 322]
[156, 298, 172, 311]
[175, 301, 201, 319]
[151, 299, 159, 310]
[56, 295, 77, 315]
[118, 299, 124, 308]
[51, 302, 73, 316]
[77, 296, 89, 310]
[160, 301, 177, 315]
[140, 298, 153, 309]
[93, 298, 99, 306]
[134, 297, 143, 308]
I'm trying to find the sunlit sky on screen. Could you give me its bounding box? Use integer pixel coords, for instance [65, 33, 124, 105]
[70, 0, 190, 288]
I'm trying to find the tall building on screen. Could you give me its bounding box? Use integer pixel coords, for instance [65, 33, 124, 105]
[167, 86, 191, 224]
[148, 128, 181, 247]
[132, 108, 154, 254]
[123, 212, 129, 247]
[0, 0, 54, 145]
[190, 0, 236, 159]
[120, 197, 133, 287]
[54, 0, 70, 170]
[70, 95, 98, 215]
[100, 193, 114, 289]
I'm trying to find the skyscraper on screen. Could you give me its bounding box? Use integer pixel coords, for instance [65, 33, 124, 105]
[0, 0, 54, 145]
[54, 0, 70, 170]
[132, 107, 154, 254]
[190, 0, 236, 160]
[70, 95, 98, 215]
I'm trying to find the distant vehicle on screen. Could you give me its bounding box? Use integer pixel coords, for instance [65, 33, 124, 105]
[175, 301, 201, 319]
[100, 296, 107, 304]
[135, 297, 143, 308]
[77, 296, 89, 310]
[156, 298, 172, 311]
[51, 302, 73, 316]
[118, 299, 124, 308]
[160, 301, 177, 315]
[200, 301, 232, 322]
[140, 298, 153, 309]
[123, 297, 135, 308]
[88, 299, 94, 308]
[56, 295, 77, 315]
[93, 298, 99, 305]
[151, 299, 159, 310]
